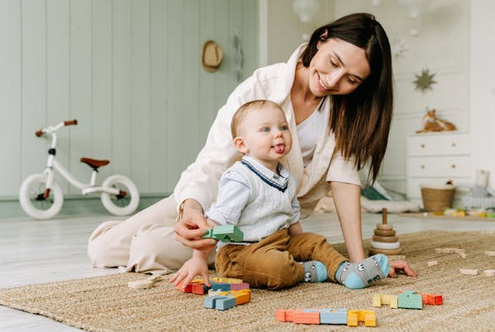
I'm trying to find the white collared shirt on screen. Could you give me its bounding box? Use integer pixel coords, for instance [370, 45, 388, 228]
[205, 156, 300, 248]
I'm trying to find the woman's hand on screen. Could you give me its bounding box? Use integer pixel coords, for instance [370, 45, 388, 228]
[174, 199, 217, 250]
[388, 259, 417, 278]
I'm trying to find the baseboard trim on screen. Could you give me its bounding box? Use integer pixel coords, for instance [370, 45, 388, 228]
[0, 194, 170, 219]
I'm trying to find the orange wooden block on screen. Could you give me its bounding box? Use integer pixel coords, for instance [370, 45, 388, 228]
[218, 289, 251, 305]
[275, 310, 294, 322]
[293, 309, 320, 325]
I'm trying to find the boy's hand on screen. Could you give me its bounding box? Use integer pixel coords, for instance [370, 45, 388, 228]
[389, 260, 417, 277]
[169, 252, 211, 288]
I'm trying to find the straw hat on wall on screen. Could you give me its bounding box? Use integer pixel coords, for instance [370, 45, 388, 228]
[202, 40, 223, 72]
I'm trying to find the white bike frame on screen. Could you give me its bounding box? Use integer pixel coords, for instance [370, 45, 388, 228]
[40, 122, 119, 196]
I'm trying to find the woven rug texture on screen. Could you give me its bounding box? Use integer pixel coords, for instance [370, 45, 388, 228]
[1, 231, 495, 332]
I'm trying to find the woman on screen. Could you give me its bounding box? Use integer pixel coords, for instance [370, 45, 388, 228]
[88, 13, 415, 277]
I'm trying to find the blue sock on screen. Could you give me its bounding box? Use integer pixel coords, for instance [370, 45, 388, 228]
[335, 254, 389, 289]
[301, 260, 328, 283]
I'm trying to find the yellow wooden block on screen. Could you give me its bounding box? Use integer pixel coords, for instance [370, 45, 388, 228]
[217, 289, 251, 305]
[348, 310, 376, 327]
[373, 294, 398, 309]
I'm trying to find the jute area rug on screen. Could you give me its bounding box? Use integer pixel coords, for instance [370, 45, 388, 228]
[1, 231, 495, 332]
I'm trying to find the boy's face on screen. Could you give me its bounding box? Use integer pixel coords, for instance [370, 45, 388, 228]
[234, 105, 292, 170]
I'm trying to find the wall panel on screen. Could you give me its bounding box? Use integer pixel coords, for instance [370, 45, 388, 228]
[1, 0, 259, 201]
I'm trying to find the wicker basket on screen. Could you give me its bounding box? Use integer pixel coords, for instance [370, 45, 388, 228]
[420, 184, 456, 212]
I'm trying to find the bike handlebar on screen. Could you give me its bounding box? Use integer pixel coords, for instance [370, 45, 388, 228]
[35, 119, 78, 137]
[64, 119, 78, 126]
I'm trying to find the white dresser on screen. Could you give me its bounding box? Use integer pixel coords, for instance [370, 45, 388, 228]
[407, 132, 471, 207]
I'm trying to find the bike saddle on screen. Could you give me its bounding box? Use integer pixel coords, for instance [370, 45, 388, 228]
[80, 157, 110, 170]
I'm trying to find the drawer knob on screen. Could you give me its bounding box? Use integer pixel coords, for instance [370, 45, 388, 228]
[421, 164, 425, 169]
[451, 142, 456, 147]
[451, 164, 456, 169]
[420, 144, 425, 148]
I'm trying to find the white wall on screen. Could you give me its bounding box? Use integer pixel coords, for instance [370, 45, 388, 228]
[0, 0, 259, 199]
[264, 0, 473, 194]
[260, 0, 335, 66]
[335, 0, 471, 194]
[470, 0, 495, 190]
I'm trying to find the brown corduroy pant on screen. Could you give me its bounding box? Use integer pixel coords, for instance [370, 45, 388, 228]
[215, 228, 347, 290]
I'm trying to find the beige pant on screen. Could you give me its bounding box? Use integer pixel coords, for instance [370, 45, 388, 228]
[87, 194, 215, 275]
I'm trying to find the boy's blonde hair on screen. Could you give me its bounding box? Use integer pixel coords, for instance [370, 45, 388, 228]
[230, 100, 283, 139]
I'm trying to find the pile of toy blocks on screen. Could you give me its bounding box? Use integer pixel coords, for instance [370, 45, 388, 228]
[276, 309, 376, 327]
[373, 291, 443, 310]
[176, 276, 251, 311]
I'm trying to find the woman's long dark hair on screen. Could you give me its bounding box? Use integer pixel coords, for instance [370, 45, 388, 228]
[301, 13, 393, 183]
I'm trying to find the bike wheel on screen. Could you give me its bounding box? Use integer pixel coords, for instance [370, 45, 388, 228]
[19, 173, 64, 220]
[100, 175, 139, 216]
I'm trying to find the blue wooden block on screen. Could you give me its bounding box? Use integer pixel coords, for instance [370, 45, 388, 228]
[398, 291, 423, 309]
[216, 296, 237, 311]
[204, 295, 230, 309]
[320, 309, 348, 325]
[211, 282, 230, 291]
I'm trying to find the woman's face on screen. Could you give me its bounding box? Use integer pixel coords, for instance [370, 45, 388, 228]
[308, 38, 371, 97]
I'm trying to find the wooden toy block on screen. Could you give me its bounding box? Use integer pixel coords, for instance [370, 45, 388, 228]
[204, 295, 229, 309]
[347, 310, 376, 327]
[204, 295, 236, 311]
[210, 281, 231, 291]
[482, 269, 495, 277]
[202, 225, 244, 242]
[230, 282, 250, 290]
[435, 248, 464, 254]
[176, 281, 193, 293]
[459, 268, 479, 275]
[398, 291, 423, 309]
[128, 279, 155, 289]
[211, 277, 243, 284]
[275, 310, 294, 322]
[320, 309, 348, 325]
[217, 289, 251, 305]
[128, 274, 163, 289]
[373, 294, 398, 308]
[192, 283, 211, 295]
[485, 251, 495, 257]
[427, 260, 438, 267]
[216, 296, 237, 311]
[293, 309, 320, 325]
[419, 293, 443, 305]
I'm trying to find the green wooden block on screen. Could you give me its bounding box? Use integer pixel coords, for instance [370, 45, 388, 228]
[202, 225, 243, 242]
[398, 291, 423, 309]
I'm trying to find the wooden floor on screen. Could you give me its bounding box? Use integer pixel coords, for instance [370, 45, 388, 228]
[1, 210, 495, 331]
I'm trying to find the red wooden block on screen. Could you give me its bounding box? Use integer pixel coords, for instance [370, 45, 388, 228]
[424, 293, 443, 305]
[192, 283, 206, 295]
[176, 281, 193, 293]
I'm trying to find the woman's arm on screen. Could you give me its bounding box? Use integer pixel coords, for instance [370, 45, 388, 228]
[330, 181, 366, 262]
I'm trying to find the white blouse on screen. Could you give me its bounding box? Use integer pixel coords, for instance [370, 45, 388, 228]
[295, 98, 327, 167]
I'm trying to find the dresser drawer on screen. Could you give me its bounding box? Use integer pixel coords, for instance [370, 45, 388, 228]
[408, 133, 470, 156]
[408, 156, 470, 177]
